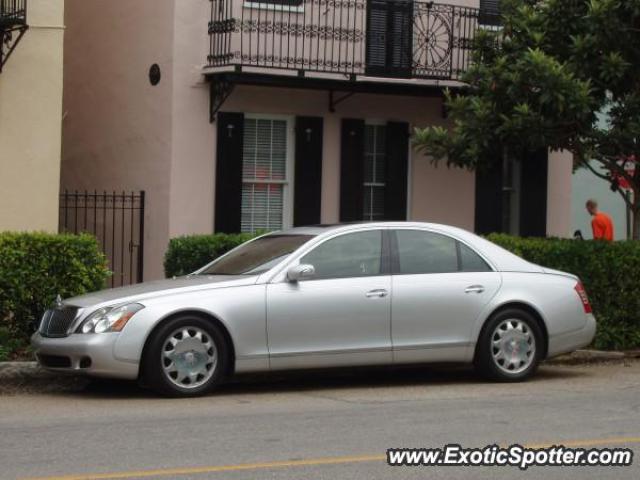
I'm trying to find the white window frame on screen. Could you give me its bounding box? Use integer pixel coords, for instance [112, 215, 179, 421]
[243, 1, 305, 14]
[363, 120, 387, 221]
[241, 113, 295, 232]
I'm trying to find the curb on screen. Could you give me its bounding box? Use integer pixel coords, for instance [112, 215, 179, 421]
[545, 349, 638, 365]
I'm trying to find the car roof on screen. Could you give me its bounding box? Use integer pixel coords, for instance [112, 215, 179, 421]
[277, 221, 467, 236]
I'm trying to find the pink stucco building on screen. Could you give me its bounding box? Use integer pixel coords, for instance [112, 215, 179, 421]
[61, 0, 572, 282]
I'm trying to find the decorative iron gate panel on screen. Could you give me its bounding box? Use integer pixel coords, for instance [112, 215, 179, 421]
[59, 191, 145, 287]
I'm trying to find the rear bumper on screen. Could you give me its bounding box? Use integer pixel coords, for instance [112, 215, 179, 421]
[547, 313, 597, 358]
[31, 332, 139, 380]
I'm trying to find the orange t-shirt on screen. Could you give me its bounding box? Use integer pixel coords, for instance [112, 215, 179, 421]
[591, 212, 614, 241]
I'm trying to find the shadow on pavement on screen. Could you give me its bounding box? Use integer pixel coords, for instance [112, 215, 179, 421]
[65, 363, 589, 400]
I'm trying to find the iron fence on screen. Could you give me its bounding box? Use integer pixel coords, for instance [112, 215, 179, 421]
[59, 191, 145, 288]
[208, 0, 494, 81]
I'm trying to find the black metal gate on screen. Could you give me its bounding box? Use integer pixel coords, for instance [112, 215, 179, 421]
[59, 191, 145, 287]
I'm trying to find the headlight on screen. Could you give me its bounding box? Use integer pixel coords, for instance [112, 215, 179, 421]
[77, 303, 144, 334]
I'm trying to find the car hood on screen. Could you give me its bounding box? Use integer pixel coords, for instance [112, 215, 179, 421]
[64, 275, 258, 308]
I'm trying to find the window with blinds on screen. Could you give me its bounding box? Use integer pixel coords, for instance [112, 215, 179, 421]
[363, 124, 386, 221]
[241, 117, 290, 233]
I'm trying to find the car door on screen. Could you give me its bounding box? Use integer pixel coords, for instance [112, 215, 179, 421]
[266, 229, 392, 370]
[390, 229, 501, 364]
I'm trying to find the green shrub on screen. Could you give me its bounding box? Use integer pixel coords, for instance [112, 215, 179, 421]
[487, 234, 640, 350]
[0, 232, 110, 358]
[0, 326, 27, 361]
[164, 233, 258, 277]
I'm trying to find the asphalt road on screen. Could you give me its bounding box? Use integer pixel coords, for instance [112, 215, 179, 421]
[1, 361, 639, 480]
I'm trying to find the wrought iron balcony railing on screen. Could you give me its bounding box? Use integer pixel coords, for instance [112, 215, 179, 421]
[208, 0, 494, 82]
[0, 0, 26, 27]
[1, 0, 28, 73]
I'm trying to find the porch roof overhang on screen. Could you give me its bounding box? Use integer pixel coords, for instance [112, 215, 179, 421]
[205, 69, 466, 122]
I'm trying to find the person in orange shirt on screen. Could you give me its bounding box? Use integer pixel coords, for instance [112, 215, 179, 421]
[585, 199, 614, 241]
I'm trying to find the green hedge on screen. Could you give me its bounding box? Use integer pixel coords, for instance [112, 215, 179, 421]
[164, 233, 258, 278]
[0, 232, 111, 360]
[488, 234, 640, 350]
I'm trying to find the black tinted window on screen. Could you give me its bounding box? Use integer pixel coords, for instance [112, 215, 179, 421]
[301, 231, 382, 279]
[396, 230, 458, 274]
[459, 242, 492, 272]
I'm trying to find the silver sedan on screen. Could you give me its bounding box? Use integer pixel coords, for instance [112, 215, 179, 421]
[32, 223, 596, 397]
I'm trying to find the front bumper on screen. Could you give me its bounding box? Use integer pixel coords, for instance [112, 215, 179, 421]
[31, 332, 139, 380]
[547, 313, 597, 358]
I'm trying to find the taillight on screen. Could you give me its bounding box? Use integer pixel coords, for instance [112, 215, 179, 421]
[574, 282, 592, 314]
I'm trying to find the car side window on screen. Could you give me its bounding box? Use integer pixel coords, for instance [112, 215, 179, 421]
[396, 230, 458, 274]
[300, 230, 382, 280]
[459, 241, 492, 272]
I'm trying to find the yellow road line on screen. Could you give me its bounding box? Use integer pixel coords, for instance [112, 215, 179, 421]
[21, 436, 640, 480]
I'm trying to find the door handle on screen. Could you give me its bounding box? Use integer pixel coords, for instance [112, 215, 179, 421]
[465, 285, 485, 294]
[365, 289, 388, 298]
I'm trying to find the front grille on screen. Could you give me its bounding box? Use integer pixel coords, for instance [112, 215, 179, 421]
[39, 307, 79, 337]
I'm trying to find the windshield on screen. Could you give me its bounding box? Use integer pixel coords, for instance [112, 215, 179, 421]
[199, 234, 314, 275]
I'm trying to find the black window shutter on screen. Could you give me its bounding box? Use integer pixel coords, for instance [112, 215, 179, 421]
[294, 116, 324, 226]
[340, 119, 365, 222]
[388, 1, 413, 77]
[519, 149, 548, 237]
[474, 163, 504, 235]
[384, 121, 410, 220]
[366, 0, 413, 78]
[479, 0, 501, 26]
[365, 0, 388, 76]
[214, 112, 244, 233]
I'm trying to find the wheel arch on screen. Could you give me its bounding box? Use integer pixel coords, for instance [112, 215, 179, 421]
[474, 301, 549, 361]
[139, 309, 237, 381]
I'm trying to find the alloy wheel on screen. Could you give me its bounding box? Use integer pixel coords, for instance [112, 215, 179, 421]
[490, 318, 536, 375]
[161, 327, 218, 389]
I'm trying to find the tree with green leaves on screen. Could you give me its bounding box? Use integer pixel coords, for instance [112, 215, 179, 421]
[413, 0, 640, 239]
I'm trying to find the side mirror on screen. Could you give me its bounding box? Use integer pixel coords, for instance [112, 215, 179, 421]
[287, 264, 315, 282]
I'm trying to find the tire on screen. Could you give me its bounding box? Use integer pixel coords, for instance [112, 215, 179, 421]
[141, 315, 229, 397]
[474, 308, 543, 382]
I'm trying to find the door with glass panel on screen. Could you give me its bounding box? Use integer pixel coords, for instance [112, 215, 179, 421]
[267, 230, 392, 369]
[390, 229, 501, 363]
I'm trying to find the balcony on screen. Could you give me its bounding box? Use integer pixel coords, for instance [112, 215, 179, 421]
[1, 0, 28, 73]
[206, 0, 492, 87]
